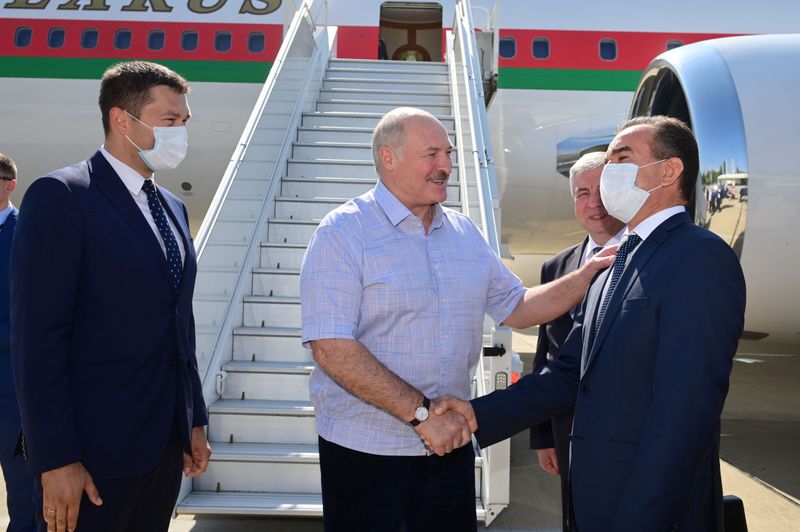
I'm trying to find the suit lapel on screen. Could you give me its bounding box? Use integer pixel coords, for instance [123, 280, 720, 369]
[88, 151, 173, 282]
[582, 212, 691, 375]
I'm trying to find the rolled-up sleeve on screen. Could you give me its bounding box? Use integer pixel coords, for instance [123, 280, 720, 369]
[484, 244, 526, 324]
[301, 224, 363, 347]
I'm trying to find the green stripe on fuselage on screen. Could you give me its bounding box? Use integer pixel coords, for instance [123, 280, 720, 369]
[0, 57, 272, 83]
[498, 67, 641, 92]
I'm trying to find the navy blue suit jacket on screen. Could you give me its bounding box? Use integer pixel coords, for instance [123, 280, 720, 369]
[10, 151, 208, 478]
[473, 212, 746, 532]
[0, 208, 21, 458]
[530, 238, 585, 452]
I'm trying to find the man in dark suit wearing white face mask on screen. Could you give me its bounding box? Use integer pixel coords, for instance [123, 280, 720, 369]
[435, 116, 746, 532]
[11, 61, 211, 532]
[530, 151, 624, 530]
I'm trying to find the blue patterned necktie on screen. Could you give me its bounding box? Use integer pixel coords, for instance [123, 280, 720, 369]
[594, 234, 642, 334]
[142, 179, 182, 294]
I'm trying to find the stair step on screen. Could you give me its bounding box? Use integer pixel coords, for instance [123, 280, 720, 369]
[291, 142, 458, 163]
[291, 142, 372, 161]
[320, 87, 451, 104]
[208, 399, 317, 444]
[266, 218, 320, 245]
[196, 443, 321, 493]
[329, 58, 449, 71]
[232, 326, 310, 363]
[317, 99, 451, 115]
[281, 176, 460, 202]
[323, 77, 450, 92]
[302, 111, 454, 130]
[259, 242, 307, 270]
[220, 360, 311, 401]
[251, 267, 300, 297]
[176, 491, 323, 516]
[223, 360, 313, 375]
[274, 196, 348, 219]
[242, 294, 301, 328]
[286, 158, 378, 179]
[297, 125, 456, 144]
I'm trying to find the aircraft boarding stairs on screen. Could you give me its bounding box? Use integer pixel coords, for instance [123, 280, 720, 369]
[178, 0, 512, 525]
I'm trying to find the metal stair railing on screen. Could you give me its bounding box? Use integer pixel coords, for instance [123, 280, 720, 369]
[190, 0, 331, 431]
[447, 0, 512, 525]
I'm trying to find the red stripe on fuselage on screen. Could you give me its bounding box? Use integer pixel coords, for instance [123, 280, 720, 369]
[498, 29, 739, 70]
[0, 18, 282, 61]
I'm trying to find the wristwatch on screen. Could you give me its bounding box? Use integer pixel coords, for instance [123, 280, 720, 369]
[409, 396, 431, 426]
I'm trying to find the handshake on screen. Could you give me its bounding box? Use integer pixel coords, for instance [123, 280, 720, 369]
[414, 397, 479, 456]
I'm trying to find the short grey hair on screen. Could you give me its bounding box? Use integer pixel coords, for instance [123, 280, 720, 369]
[371, 107, 438, 176]
[568, 151, 606, 196]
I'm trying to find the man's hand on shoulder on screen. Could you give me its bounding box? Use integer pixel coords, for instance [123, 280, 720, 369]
[184, 426, 212, 478]
[579, 244, 617, 280]
[41, 461, 102, 532]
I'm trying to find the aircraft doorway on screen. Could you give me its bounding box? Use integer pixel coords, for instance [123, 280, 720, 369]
[379, 2, 443, 62]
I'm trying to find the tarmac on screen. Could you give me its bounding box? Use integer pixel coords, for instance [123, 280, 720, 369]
[2, 328, 798, 531]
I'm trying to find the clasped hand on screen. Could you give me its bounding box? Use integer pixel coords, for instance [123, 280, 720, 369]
[414, 397, 479, 456]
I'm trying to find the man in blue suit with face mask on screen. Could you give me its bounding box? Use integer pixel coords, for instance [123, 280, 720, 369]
[435, 116, 746, 532]
[11, 61, 211, 532]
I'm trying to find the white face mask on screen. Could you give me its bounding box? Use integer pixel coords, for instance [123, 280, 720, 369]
[124, 111, 188, 172]
[600, 159, 665, 223]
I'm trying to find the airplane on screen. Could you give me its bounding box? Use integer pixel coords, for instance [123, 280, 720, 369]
[1, 0, 799, 352]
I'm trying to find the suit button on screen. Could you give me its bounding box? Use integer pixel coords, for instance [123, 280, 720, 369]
[170, 357, 178, 367]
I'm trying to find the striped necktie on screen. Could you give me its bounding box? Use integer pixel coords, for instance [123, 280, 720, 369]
[142, 179, 182, 295]
[594, 234, 641, 334]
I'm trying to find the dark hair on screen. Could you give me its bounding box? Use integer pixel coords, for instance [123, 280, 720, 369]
[99, 61, 189, 136]
[0, 153, 17, 180]
[619, 115, 698, 204]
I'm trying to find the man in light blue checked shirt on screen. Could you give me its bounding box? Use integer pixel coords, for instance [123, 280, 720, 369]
[301, 107, 615, 532]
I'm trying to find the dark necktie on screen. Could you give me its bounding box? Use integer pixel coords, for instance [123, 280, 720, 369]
[594, 234, 641, 334]
[142, 179, 182, 294]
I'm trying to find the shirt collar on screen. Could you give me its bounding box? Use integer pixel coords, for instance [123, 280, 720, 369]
[584, 226, 626, 262]
[0, 202, 14, 225]
[627, 205, 686, 242]
[100, 146, 154, 196]
[374, 179, 444, 229]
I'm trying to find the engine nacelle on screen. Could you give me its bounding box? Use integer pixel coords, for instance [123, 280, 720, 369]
[630, 34, 800, 351]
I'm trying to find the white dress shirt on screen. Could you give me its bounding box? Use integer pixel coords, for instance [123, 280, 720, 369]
[599, 206, 686, 302]
[0, 202, 15, 227]
[100, 147, 185, 264]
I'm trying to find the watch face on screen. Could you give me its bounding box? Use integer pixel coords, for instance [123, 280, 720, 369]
[415, 406, 429, 422]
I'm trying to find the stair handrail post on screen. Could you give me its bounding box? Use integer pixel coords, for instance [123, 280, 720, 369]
[451, 0, 513, 524]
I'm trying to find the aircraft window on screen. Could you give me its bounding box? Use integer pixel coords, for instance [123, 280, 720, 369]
[599, 39, 617, 61]
[248, 32, 265, 53]
[181, 31, 198, 52]
[48, 27, 66, 48]
[81, 28, 99, 49]
[215, 31, 232, 53]
[115, 29, 132, 50]
[148, 30, 165, 51]
[14, 27, 32, 48]
[498, 37, 516, 58]
[532, 38, 549, 59]
[666, 40, 683, 50]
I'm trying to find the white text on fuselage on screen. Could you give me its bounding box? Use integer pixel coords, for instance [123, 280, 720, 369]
[3, 0, 280, 15]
